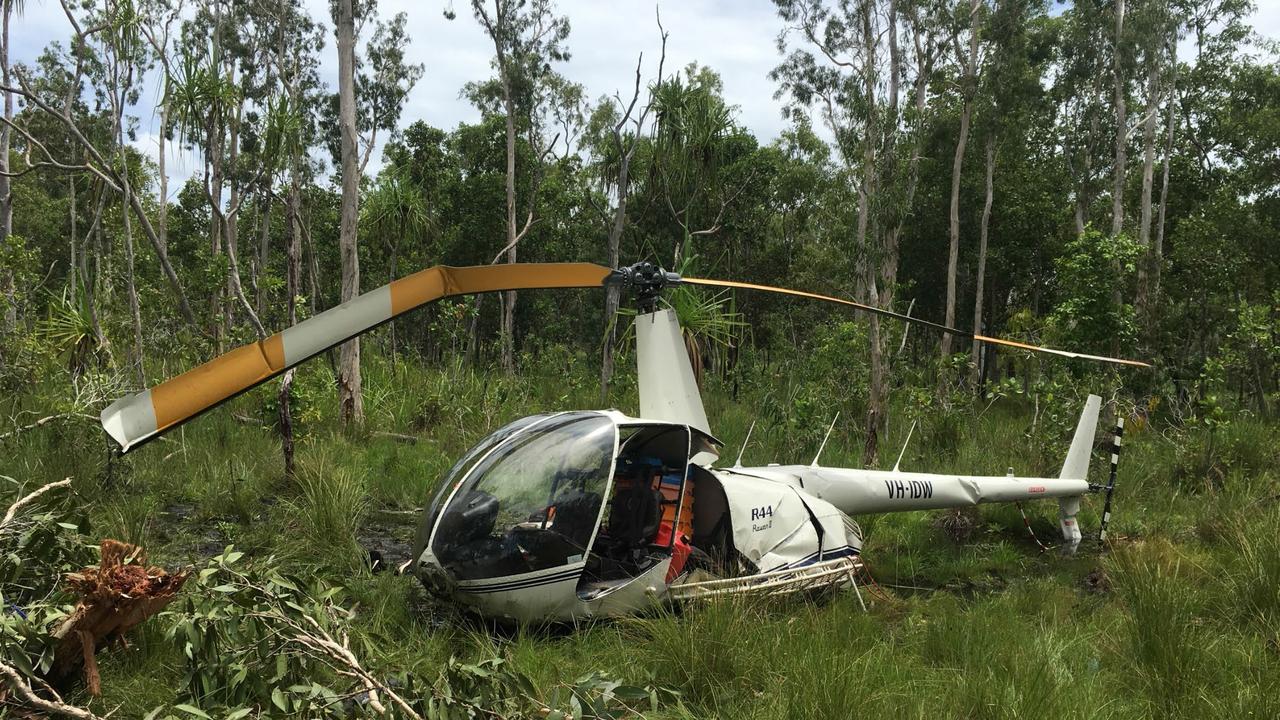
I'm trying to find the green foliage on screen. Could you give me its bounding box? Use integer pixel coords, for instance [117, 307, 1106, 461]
[0, 481, 93, 684]
[1048, 229, 1140, 354]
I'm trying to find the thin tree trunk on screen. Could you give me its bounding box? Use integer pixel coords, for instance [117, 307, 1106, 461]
[113, 88, 144, 385]
[599, 153, 632, 402]
[1110, 0, 1128, 316]
[209, 120, 225, 352]
[1135, 46, 1161, 318]
[501, 80, 519, 375]
[970, 135, 995, 389]
[942, 0, 981, 364]
[1153, 44, 1176, 310]
[157, 103, 168, 255]
[0, 7, 14, 336]
[336, 0, 363, 425]
[1074, 75, 1104, 237]
[69, 176, 78, 303]
[83, 182, 107, 353]
[859, 0, 883, 467]
[256, 192, 270, 316]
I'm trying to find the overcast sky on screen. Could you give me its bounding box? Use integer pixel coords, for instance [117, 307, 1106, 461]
[9, 0, 1280, 199]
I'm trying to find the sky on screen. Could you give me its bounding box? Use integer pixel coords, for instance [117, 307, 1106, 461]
[8, 0, 1280, 200]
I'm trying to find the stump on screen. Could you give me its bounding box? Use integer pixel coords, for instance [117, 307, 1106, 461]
[47, 539, 190, 695]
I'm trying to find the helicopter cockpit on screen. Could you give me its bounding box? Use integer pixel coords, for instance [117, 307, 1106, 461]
[413, 410, 726, 621]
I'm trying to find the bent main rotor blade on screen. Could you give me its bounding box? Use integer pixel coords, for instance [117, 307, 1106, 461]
[101, 263, 611, 453]
[682, 276, 1151, 369]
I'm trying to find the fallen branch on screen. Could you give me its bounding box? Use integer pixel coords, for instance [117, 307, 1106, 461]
[0, 660, 106, 720]
[0, 414, 97, 442]
[371, 431, 417, 444]
[2, 478, 73, 528]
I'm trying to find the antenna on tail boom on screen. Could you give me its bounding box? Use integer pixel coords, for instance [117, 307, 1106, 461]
[892, 421, 917, 472]
[810, 413, 839, 467]
[734, 421, 756, 468]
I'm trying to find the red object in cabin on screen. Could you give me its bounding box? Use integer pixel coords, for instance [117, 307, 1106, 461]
[654, 521, 692, 582]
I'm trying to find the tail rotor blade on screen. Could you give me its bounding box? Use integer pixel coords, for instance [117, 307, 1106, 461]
[101, 262, 611, 453]
[681, 276, 1150, 369]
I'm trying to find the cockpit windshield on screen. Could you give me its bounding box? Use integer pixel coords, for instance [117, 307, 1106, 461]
[432, 413, 616, 580]
[413, 414, 552, 565]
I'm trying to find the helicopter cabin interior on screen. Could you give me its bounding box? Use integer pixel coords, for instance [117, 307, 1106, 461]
[578, 423, 732, 600]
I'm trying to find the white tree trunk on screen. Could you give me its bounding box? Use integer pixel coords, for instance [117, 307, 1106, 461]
[501, 82, 518, 375]
[942, 0, 981, 363]
[1135, 49, 1161, 317]
[1110, 0, 1128, 239]
[336, 0, 363, 424]
[1, 8, 14, 336]
[970, 135, 995, 388]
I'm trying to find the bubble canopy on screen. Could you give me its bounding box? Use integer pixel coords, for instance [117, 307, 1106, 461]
[428, 412, 617, 581]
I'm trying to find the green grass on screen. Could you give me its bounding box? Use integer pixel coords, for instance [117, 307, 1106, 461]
[3, 347, 1279, 718]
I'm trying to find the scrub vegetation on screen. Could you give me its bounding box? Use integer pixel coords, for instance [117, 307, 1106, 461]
[4, 350, 1280, 718]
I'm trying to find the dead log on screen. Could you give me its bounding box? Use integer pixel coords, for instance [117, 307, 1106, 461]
[47, 540, 190, 695]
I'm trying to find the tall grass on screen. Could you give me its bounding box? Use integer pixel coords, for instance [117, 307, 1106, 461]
[5, 349, 1280, 719]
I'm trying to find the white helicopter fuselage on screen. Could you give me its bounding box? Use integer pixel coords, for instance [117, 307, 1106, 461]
[409, 308, 1106, 623]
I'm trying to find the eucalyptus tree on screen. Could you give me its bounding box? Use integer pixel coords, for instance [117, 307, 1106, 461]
[334, 0, 361, 423]
[466, 0, 571, 374]
[257, 0, 324, 474]
[0, 0, 196, 331]
[1109, 0, 1129, 246]
[98, 0, 151, 383]
[320, 0, 424, 422]
[0, 0, 21, 335]
[137, 0, 179, 257]
[968, 0, 1045, 387]
[941, 0, 985, 365]
[772, 0, 948, 465]
[1056, 0, 1110, 237]
[1132, 0, 1178, 323]
[166, 1, 266, 346]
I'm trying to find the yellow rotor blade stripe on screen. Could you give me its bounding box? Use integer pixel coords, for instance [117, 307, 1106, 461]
[105, 262, 612, 451]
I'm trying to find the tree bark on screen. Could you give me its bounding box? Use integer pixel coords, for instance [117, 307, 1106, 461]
[500, 76, 519, 375]
[1073, 73, 1104, 237]
[157, 102, 168, 255]
[1110, 0, 1128, 239]
[1153, 44, 1176, 311]
[942, 0, 981, 364]
[336, 0, 363, 424]
[970, 134, 995, 389]
[1, 6, 14, 335]
[256, 192, 270, 316]
[599, 152, 632, 402]
[1135, 44, 1161, 318]
[208, 117, 226, 351]
[120, 139, 145, 386]
[859, 0, 883, 467]
[69, 176, 78, 303]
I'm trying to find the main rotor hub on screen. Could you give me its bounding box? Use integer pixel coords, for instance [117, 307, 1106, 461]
[606, 262, 682, 311]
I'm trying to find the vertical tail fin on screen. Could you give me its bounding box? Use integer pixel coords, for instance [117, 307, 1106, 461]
[1057, 394, 1101, 553]
[1059, 394, 1102, 480]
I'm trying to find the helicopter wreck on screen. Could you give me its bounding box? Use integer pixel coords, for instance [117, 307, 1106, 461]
[100, 261, 1141, 623]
